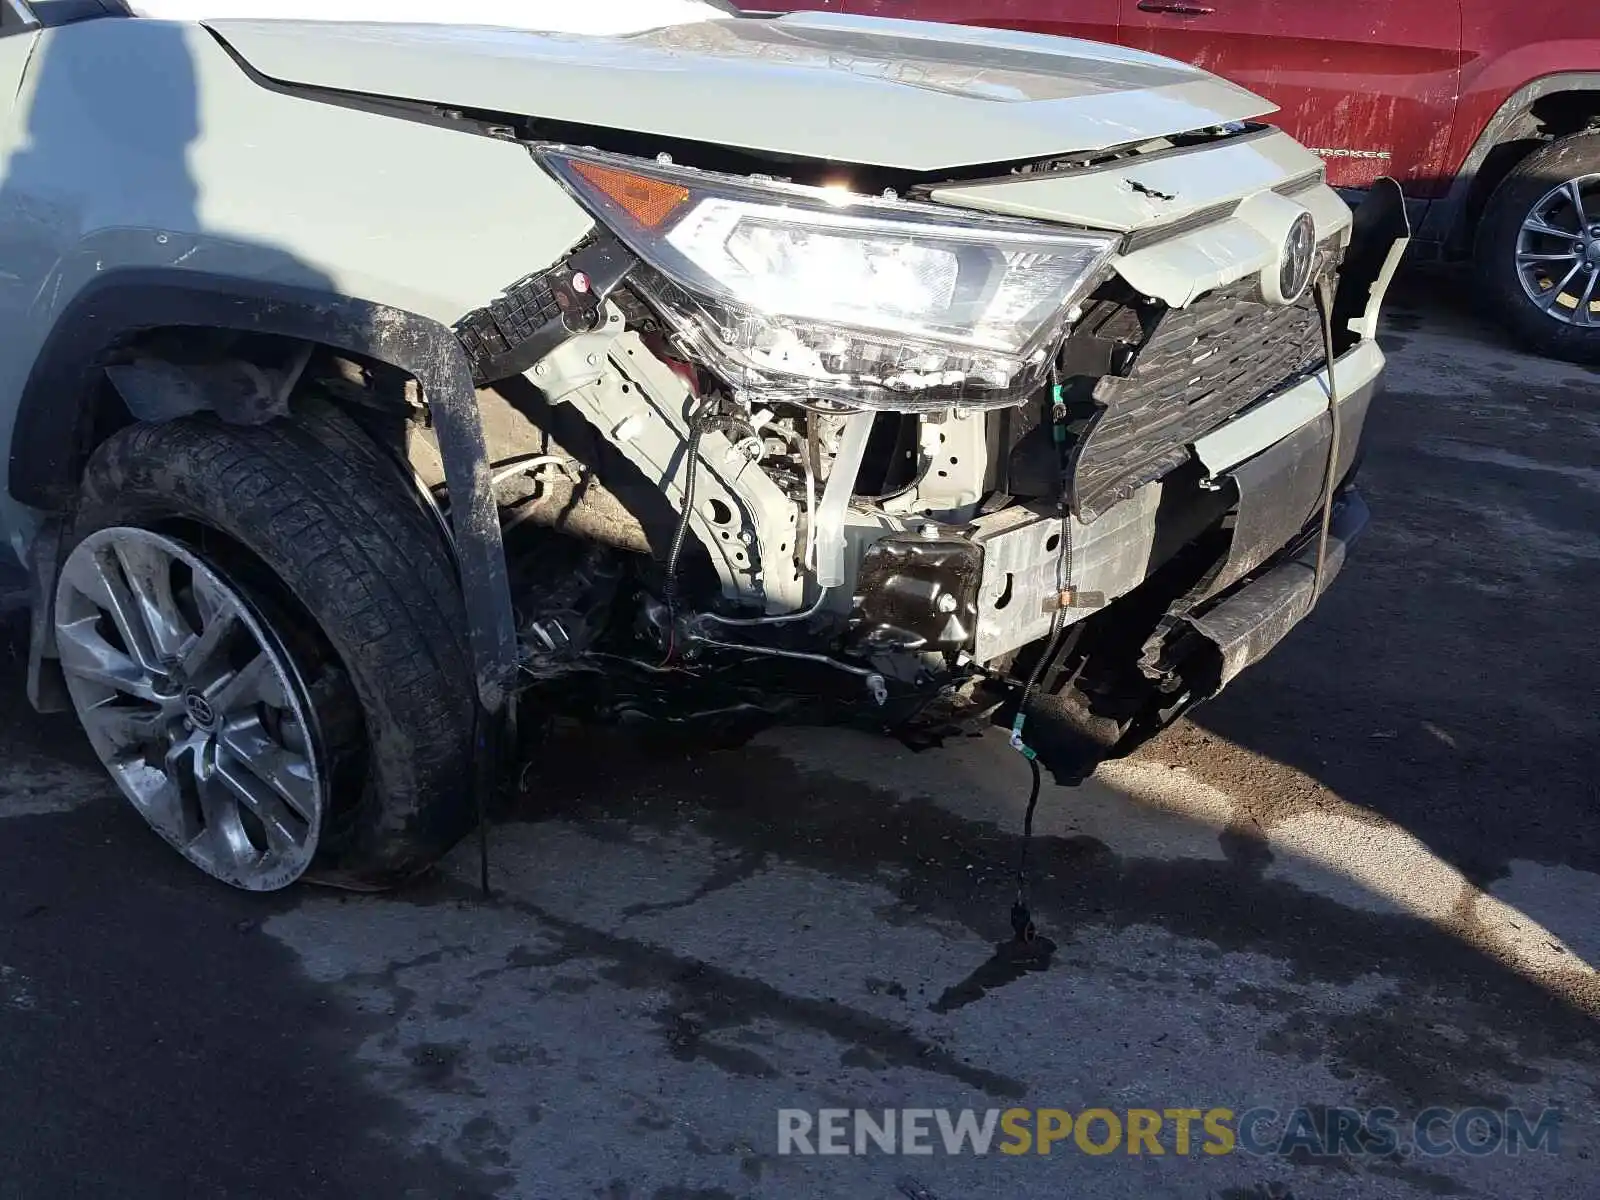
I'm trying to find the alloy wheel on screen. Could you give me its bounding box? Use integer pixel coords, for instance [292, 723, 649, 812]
[1515, 172, 1600, 326]
[54, 528, 325, 891]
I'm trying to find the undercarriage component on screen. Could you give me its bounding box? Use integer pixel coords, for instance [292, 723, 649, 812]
[688, 629, 890, 705]
[850, 531, 982, 654]
[968, 485, 1162, 663]
[496, 451, 652, 554]
[510, 534, 625, 674]
[106, 346, 311, 427]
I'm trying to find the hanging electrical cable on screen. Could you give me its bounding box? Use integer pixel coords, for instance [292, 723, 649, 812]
[1005, 361, 1074, 945]
[660, 398, 715, 664]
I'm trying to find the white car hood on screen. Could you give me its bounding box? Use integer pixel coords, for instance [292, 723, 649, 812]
[130, 0, 729, 37]
[203, 11, 1276, 173]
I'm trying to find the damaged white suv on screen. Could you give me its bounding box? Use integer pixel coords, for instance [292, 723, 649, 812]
[0, 0, 1406, 890]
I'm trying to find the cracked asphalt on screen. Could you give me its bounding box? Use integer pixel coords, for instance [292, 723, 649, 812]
[1, 274, 1597, 1199]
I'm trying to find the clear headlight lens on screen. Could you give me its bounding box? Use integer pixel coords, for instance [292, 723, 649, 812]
[536, 148, 1118, 409]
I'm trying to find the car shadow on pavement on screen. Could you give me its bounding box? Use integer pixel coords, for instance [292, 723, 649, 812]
[0, 615, 507, 1199]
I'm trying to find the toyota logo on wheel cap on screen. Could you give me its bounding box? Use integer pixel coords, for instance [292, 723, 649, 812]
[183, 691, 217, 730]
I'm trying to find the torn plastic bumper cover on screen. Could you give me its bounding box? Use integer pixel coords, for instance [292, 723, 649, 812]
[1185, 484, 1368, 689]
[1167, 184, 1405, 699]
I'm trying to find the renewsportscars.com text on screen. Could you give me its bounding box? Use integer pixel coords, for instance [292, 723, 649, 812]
[777, 1107, 1561, 1158]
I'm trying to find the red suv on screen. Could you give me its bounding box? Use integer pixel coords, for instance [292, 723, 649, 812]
[753, 0, 1600, 363]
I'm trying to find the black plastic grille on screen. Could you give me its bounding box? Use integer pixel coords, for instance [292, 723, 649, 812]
[1066, 278, 1325, 519]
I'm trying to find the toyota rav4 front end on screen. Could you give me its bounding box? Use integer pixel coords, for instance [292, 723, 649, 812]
[0, 3, 1406, 889]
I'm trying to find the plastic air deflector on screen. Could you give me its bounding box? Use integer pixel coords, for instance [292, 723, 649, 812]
[813, 412, 874, 589]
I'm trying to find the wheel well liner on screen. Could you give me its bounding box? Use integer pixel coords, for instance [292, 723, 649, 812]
[12, 270, 442, 508]
[8, 268, 520, 710]
[1421, 74, 1600, 252]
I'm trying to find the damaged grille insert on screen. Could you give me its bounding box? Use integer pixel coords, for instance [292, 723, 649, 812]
[1064, 278, 1324, 520]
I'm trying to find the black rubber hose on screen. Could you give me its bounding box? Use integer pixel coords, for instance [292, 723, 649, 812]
[661, 402, 712, 660]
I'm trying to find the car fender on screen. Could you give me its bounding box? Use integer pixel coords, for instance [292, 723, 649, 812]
[0, 17, 589, 515]
[11, 269, 521, 713]
[0, 19, 598, 712]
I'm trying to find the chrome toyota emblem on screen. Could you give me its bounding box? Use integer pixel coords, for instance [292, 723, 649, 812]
[183, 690, 217, 730]
[1278, 212, 1317, 304]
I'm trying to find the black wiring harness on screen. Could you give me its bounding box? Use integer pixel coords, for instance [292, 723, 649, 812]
[1004, 364, 1073, 945]
[659, 398, 718, 665]
[1003, 272, 1343, 944]
[1312, 271, 1343, 598]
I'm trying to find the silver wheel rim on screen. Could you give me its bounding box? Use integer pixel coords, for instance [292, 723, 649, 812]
[54, 528, 325, 891]
[1515, 171, 1600, 327]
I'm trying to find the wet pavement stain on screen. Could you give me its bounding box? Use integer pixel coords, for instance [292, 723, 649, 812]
[657, 1004, 782, 1079]
[1217, 1185, 1299, 1200]
[457, 1115, 513, 1170]
[420, 878, 1030, 1100]
[1366, 1160, 1475, 1196]
[406, 1040, 478, 1094]
[865, 977, 909, 1000]
[930, 935, 1059, 1014]
[504, 728, 1600, 1111]
[620, 847, 770, 922]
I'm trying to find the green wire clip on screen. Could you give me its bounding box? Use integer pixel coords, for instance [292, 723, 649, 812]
[1009, 712, 1038, 761]
[1051, 384, 1067, 436]
[1013, 380, 1069, 766]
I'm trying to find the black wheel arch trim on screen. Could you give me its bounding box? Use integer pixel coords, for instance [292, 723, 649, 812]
[1420, 72, 1600, 251]
[7, 268, 518, 711]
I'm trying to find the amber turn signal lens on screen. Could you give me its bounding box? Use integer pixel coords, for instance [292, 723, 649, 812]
[571, 160, 691, 230]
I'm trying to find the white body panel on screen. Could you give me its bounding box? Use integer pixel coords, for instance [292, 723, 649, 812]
[0, 18, 595, 554]
[207, 12, 1275, 172]
[129, 0, 727, 35]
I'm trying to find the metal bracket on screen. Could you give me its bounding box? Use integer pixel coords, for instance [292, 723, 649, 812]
[880, 407, 989, 522]
[1335, 176, 1412, 344]
[539, 306, 803, 612]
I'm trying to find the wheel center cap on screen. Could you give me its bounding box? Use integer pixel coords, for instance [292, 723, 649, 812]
[183, 690, 218, 731]
[1587, 242, 1600, 265]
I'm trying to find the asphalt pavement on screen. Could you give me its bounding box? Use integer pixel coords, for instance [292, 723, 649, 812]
[1, 274, 1596, 1199]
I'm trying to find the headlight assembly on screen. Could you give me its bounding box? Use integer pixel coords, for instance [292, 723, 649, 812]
[535, 147, 1118, 409]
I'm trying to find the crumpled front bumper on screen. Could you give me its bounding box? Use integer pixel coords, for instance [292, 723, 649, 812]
[1184, 484, 1369, 690]
[969, 178, 1409, 682]
[966, 335, 1384, 665]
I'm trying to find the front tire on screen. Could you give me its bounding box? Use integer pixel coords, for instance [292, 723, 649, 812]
[1477, 132, 1600, 364]
[56, 405, 477, 890]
